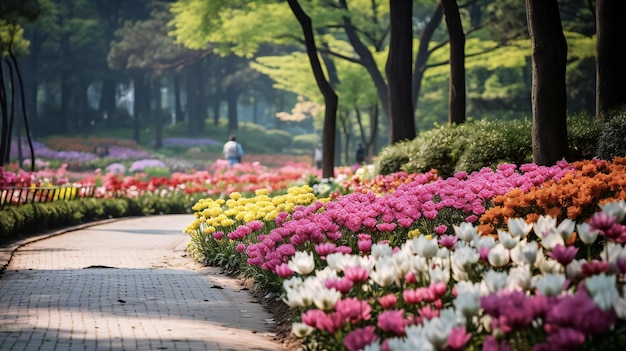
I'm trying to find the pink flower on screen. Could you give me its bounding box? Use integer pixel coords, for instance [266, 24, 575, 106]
[438, 234, 458, 248]
[212, 231, 224, 240]
[325, 278, 353, 294]
[344, 266, 369, 284]
[378, 294, 398, 309]
[377, 310, 406, 336]
[434, 225, 447, 234]
[447, 327, 471, 350]
[547, 244, 578, 266]
[343, 326, 377, 351]
[465, 214, 478, 223]
[419, 305, 439, 320]
[274, 263, 293, 278]
[376, 223, 397, 232]
[546, 328, 586, 349]
[581, 260, 610, 277]
[236, 243, 246, 252]
[483, 336, 512, 351]
[246, 220, 264, 231]
[358, 238, 373, 253]
[315, 242, 337, 257]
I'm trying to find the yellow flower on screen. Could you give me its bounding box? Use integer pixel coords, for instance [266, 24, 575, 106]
[203, 226, 215, 235]
[229, 192, 242, 200]
[220, 218, 235, 227]
[255, 188, 270, 196]
[408, 229, 420, 239]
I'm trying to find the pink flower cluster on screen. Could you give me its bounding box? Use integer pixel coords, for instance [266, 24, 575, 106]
[244, 162, 575, 273]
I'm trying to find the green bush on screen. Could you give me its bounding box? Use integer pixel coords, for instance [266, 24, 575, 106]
[292, 133, 319, 153]
[597, 112, 626, 160]
[264, 129, 293, 152]
[376, 114, 607, 178]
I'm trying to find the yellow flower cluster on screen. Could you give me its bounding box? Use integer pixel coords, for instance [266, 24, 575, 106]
[185, 185, 318, 236]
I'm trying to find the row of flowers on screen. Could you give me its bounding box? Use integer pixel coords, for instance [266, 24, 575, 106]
[185, 157, 626, 350]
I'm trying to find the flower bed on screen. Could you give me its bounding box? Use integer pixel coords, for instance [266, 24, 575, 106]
[186, 158, 626, 350]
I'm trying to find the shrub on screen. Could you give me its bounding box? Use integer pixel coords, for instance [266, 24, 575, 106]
[292, 133, 319, 154]
[264, 129, 293, 152]
[597, 111, 626, 160]
[375, 140, 412, 175]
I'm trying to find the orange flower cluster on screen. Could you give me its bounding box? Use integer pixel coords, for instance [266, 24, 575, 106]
[478, 157, 626, 236]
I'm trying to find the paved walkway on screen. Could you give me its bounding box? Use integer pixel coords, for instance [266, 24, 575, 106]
[0, 215, 285, 351]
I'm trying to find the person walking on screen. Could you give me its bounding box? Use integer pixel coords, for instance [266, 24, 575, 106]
[356, 143, 366, 164]
[223, 134, 244, 166]
[313, 144, 323, 170]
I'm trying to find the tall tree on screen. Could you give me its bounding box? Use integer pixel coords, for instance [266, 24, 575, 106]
[595, 0, 626, 119]
[286, 0, 338, 178]
[386, 0, 415, 142]
[525, 0, 568, 165]
[442, 0, 465, 124]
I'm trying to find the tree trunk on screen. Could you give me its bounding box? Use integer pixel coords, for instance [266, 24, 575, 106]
[526, 0, 569, 166]
[413, 2, 444, 112]
[173, 72, 183, 124]
[287, 0, 338, 179]
[442, 0, 466, 125]
[226, 85, 239, 133]
[152, 76, 163, 149]
[595, 0, 626, 119]
[386, 0, 415, 143]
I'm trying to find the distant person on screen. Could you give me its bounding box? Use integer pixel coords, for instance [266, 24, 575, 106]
[356, 143, 366, 164]
[313, 144, 323, 170]
[223, 134, 244, 166]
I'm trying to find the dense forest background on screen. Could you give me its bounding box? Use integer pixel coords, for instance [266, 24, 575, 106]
[0, 0, 604, 165]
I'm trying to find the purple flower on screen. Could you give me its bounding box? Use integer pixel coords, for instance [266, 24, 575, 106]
[547, 244, 578, 266]
[315, 242, 337, 257]
[343, 326, 377, 351]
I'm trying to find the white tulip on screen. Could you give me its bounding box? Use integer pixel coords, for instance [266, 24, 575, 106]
[414, 235, 439, 258]
[585, 273, 619, 311]
[534, 273, 565, 297]
[539, 227, 564, 250]
[577, 223, 599, 245]
[291, 322, 315, 338]
[481, 270, 508, 294]
[370, 256, 397, 287]
[488, 243, 510, 268]
[288, 251, 315, 275]
[507, 265, 532, 291]
[556, 219, 576, 242]
[600, 199, 626, 222]
[508, 217, 533, 237]
[312, 286, 342, 310]
[533, 215, 557, 237]
[371, 242, 393, 259]
[454, 222, 478, 243]
[497, 229, 520, 250]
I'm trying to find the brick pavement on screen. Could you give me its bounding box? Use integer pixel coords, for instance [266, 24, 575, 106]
[0, 215, 286, 351]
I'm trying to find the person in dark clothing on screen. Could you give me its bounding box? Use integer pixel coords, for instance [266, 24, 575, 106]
[356, 143, 366, 164]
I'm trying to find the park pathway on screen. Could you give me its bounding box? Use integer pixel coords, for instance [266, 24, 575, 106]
[0, 215, 284, 351]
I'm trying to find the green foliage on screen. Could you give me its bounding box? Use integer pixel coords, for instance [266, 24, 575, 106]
[292, 133, 319, 153]
[264, 129, 293, 152]
[377, 114, 607, 178]
[143, 167, 171, 178]
[597, 111, 626, 160]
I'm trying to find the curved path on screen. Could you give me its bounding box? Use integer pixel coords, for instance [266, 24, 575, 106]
[0, 215, 284, 351]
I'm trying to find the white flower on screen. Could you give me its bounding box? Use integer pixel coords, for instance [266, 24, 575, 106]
[576, 223, 599, 245]
[387, 325, 434, 351]
[452, 246, 480, 270]
[454, 222, 478, 243]
[288, 251, 315, 275]
[454, 289, 481, 317]
[326, 252, 350, 271]
[370, 256, 397, 287]
[392, 251, 411, 278]
[585, 273, 619, 311]
[539, 227, 564, 250]
[497, 229, 520, 250]
[371, 242, 393, 259]
[536, 252, 562, 274]
[472, 235, 496, 250]
[565, 259, 584, 280]
[482, 270, 508, 294]
[423, 309, 459, 349]
[291, 322, 315, 338]
[429, 264, 450, 284]
[414, 235, 439, 258]
[600, 200, 626, 222]
[312, 286, 342, 310]
[507, 265, 532, 291]
[556, 219, 576, 242]
[488, 244, 510, 268]
[508, 217, 533, 237]
[517, 240, 539, 266]
[533, 215, 557, 237]
[362, 342, 382, 351]
[534, 273, 565, 297]
[283, 288, 311, 308]
[282, 276, 303, 291]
